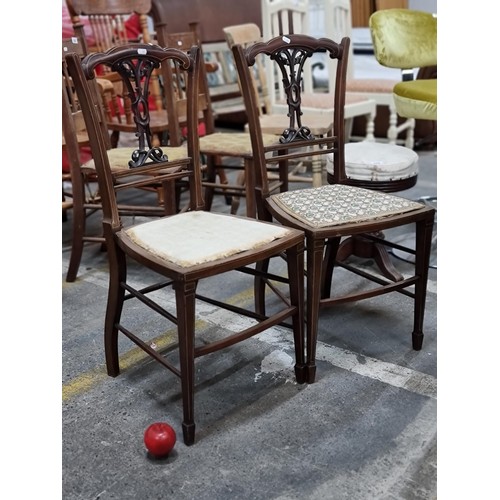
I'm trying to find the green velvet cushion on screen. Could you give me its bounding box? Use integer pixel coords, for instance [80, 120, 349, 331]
[393, 79, 437, 120]
[370, 9, 437, 69]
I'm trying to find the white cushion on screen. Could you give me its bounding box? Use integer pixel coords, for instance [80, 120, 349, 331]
[125, 211, 291, 267]
[272, 184, 422, 228]
[326, 142, 419, 182]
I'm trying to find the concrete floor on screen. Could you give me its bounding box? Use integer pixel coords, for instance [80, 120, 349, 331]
[62, 144, 437, 499]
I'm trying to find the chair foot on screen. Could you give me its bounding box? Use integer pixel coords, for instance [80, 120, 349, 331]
[182, 422, 196, 446]
[106, 365, 120, 377]
[304, 364, 317, 384]
[230, 197, 241, 215]
[66, 270, 77, 283]
[294, 364, 307, 384]
[412, 331, 424, 350]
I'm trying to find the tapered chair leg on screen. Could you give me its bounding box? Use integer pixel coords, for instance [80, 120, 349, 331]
[305, 237, 326, 384]
[412, 213, 435, 350]
[254, 258, 270, 317]
[286, 243, 307, 384]
[66, 175, 86, 283]
[175, 281, 197, 446]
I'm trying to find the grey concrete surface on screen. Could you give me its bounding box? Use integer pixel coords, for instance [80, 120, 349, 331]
[62, 146, 437, 499]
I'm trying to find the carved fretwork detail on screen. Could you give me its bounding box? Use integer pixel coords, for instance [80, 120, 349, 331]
[128, 147, 168, 168]
[271, 46, 316, 144]
[112, 57, 168, 168]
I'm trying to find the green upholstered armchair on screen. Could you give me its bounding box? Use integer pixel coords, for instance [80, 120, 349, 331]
[369, 8, 437, 122]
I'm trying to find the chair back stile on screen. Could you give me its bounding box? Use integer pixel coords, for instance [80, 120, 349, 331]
[154, 22, 216, 147]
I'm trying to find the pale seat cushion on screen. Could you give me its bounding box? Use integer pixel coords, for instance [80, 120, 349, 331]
[299, 92, 373, 110]
[82, 146, 188, 171]
[272, 184, 422, 229]
[346, 78, 398, 93]
[199, 132, 278, 156]
[125, 211, 291, 267]
[326, 142, 419, 182]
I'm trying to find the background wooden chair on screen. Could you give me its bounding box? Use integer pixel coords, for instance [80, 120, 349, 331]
[223, 22, 317, 188]
[231, 33, 435, 383]
[65, 42, 306, 445]
[66, 0, 172, 148]
[152, 20, 282, 217]
[63, 37, 102, 282]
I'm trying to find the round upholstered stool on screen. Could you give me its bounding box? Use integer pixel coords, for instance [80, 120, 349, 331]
[326, 141, 419, 193]
[326, 141, 419, 282]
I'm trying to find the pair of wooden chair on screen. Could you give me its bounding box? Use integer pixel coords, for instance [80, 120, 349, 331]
[64, 32, 435, 445]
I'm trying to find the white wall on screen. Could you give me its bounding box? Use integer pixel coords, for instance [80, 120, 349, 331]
[409, 1, 437, 14]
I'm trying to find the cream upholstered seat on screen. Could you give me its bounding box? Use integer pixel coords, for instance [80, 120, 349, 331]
[324, 140, 420, 282]
[126, 210, 291, 266]
[326, 142, 418, 184]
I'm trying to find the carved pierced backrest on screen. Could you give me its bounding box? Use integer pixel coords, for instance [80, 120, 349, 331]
[223, 23, 271, 116]
[232, 34, 349, 199]
[65, 44, 203, 227]
[260, 0, 314, 108]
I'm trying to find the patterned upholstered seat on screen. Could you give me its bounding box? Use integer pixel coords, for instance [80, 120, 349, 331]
[273, 184, 421, 229]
